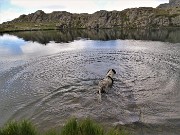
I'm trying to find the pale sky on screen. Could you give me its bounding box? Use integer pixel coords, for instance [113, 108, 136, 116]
[0, 0, 168, 24]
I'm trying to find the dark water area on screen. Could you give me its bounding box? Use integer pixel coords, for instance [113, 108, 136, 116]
[0, 29, 180, 135]
[3, 28, 180, 44]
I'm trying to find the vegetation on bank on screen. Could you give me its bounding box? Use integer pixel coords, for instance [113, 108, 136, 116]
[0, 118, 129, 135]
[0, 22, 58, 33]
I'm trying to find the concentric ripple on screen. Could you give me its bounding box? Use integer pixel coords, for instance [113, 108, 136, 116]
[0, 39, 180, 134]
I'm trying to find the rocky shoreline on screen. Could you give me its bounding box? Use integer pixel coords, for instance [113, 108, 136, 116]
[0, 0, 180, 32]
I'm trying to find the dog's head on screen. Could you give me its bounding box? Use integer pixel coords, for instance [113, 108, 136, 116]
[111, 69, 116, 74]
[107, 69, 116, 74]
[106, 69, 116, 78]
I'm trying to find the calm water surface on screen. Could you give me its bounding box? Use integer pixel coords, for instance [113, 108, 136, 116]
[0, 29, 180, 134]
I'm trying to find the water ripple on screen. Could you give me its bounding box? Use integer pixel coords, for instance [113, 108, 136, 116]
[0, 41, 180, 134]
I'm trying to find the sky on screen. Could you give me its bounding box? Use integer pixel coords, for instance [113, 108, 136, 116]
[0, 0, 168, 24]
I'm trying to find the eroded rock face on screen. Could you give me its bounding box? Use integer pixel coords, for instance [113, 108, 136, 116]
[171, 15, 180, 26]
[1, 3, 180, 30]
[169, 0, 180, 7]
[158, 0, 180, 8]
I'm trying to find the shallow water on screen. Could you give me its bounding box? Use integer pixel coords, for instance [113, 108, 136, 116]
[0, 29, 180, 134]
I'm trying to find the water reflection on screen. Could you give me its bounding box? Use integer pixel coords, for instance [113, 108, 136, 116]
[0, 35, 121, 58]
[2, 28, 180, 44]
[0, 34, 25, 55]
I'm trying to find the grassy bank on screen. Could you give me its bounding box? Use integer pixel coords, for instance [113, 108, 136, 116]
[0, 118, 129, 135]
[0, 22, 58, 33]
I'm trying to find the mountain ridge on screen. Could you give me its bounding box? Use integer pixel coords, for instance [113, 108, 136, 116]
[0, 1, 180, 32]
[158, 0, 180, 8]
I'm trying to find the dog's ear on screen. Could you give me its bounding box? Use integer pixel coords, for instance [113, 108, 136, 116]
[112, 69, 116, 74]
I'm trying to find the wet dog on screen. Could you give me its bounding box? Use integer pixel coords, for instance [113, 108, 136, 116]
[98, 69, 116, 94]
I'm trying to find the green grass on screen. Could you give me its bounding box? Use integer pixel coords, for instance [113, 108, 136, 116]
[61, 118, 78, 135]
[106, 128, 129, 135]
[0, 118, 129, 135]
[0, 22, 58, 32]
[0, 120, 37, 135]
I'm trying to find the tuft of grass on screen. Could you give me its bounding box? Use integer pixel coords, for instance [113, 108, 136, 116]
[45, 129, 60, 135]
[0, 120, 37, 135]
[0, 121, 19, 135]
[61, 118, 78, 135]
[20, 120, 37, 135]
[78, 118, 104, 135]
[106, 128, 129, 135]
[0, 118, 129, 135]
[61, 118, 104, 135]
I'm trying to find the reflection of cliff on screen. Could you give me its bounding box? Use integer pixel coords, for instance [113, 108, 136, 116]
[10, 29, 180, 44]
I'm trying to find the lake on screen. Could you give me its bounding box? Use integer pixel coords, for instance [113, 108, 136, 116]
[0, 29, 180, 134]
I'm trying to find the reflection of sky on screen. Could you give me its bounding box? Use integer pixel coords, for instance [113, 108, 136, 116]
[69, 40, 120, 49]
[0, 34, 149, 60]
[0, 34, 26, 56]
[86, 40, 119, 48]
[0, 35, 121, 59]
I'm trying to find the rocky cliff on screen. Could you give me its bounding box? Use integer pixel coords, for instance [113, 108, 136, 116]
[1, 6, 180, 32]
[158, 0, 180, 8]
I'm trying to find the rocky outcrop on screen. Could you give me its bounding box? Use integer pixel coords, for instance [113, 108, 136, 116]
[158, 0, 180, 8]
[1, 5, 180, 31]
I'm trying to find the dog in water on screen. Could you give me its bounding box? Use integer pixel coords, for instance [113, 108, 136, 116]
[98, 69, 116, 94]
